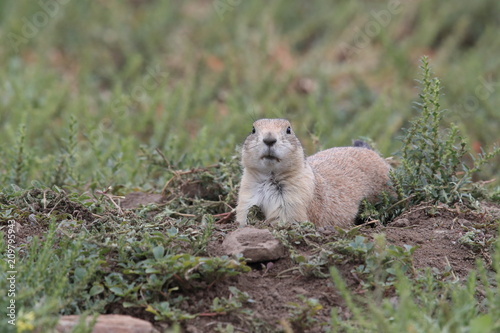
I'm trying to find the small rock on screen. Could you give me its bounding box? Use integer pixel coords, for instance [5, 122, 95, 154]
[56, 314, 158, 333]
[391, 218, 410, 228]
[222, 227, 285, 263]
[120, 192, 164, 210]
[292, 287, 308, 295]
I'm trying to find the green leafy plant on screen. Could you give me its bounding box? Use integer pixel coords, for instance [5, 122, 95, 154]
[0, 223, 100, 332]
[275, 221, 415, 287]
[362, 57, 500, 224]
[146, 301, 196, 322]
[11, 123, 28, 186]
[287, 295, 324, 331]
[0, 185, 252, 331]
[329, 234, 500, 333]
[210, 286, 254, 314]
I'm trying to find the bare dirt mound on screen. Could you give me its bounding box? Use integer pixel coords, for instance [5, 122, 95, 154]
[183, 257, 341, 332]
[369, 203, 499, 276]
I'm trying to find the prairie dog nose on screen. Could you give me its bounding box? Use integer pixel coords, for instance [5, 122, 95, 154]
[263, 135, 277, 147]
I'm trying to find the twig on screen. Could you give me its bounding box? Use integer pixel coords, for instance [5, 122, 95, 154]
[477, 178, 496, 185]
[276, 266, 298, 278]
[444, 256, 459, 282]
[55, 223, 74, 238]
[43, 189, 48, 210]
[220, 201, 235, 212]
[357, 219, 380, 228]
[172, 212, 196, 218]
[161, 176, 177, 196]
[96, 189, 125, 216]
[155, 147, 171, 169]
[386, 194, 416, 212]
[213, 211, 234, 224]
[47, 196, 65, 216]
[350, 271, 363, 284]
[397, 200, 434, 219]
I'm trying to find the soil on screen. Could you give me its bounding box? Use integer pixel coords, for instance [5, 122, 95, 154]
[185, 201, 499, 332]
[177, 258, 342, 333]
[4, 190, 499, 332]
[374, 202, 500, 275]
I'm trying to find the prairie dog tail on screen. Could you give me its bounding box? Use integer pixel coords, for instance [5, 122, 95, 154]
[352, 140, 373, 150]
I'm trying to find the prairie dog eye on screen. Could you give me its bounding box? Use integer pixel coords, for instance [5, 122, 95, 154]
[286, 126, 292, 134]
[251, 126, 256, 134]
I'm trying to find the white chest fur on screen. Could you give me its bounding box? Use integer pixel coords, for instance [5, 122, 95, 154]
[239, 168, 313, 225]
[253, 176, 286, 221]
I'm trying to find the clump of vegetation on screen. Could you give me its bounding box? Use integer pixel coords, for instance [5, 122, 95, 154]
[0, 187, 250, 332]
[286, 295, 324, 331]
[273, 221, 415, 291]
[360, 57, 500, 224]
[210, 286, 255, 315]
[330, 238, 500, 332]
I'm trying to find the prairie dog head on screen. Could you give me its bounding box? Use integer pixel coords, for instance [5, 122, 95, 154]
[241, 119, 305, 174]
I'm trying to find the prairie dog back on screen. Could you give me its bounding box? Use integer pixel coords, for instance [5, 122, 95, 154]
[236, 119, 390, 228]
[306, 147, 390, 227]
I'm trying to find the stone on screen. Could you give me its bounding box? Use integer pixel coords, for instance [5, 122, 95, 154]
[56, 314, 158, 333]
[120, 192, 164, 210]
[222, 227, 285, 263]
[391, 218, 410, 228]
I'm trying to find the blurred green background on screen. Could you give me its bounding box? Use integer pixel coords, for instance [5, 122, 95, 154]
[1, 0, 499, 191]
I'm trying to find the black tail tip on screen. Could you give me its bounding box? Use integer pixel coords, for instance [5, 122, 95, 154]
[352, 140, 373, 150]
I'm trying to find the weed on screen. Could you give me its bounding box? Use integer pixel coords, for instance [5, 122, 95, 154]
[11, 123, 28, 186]
[329, 233, 500, 333]
[287, 295, 324, 331]
[0, 223, 100, 331]
[457, 226, 496, 253]
[53, 115, 80, 187]
[274, 221, 415, 287]
[0, 185, 251, 331]
[210, 286, 254, 314]
[146, 301, 196, 322]
[361, 57, 500, 224]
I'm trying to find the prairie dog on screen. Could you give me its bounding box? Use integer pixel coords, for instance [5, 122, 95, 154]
[235, 118, 390, 228]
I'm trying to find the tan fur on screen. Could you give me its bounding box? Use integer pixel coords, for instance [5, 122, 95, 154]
[236, 118, 390, 228]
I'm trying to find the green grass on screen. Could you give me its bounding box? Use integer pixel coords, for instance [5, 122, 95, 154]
[330, 243, 500, 333]
[1, 0, 499, 190]
[0, 0, 500, 332]
[0, 187, 249, 331]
